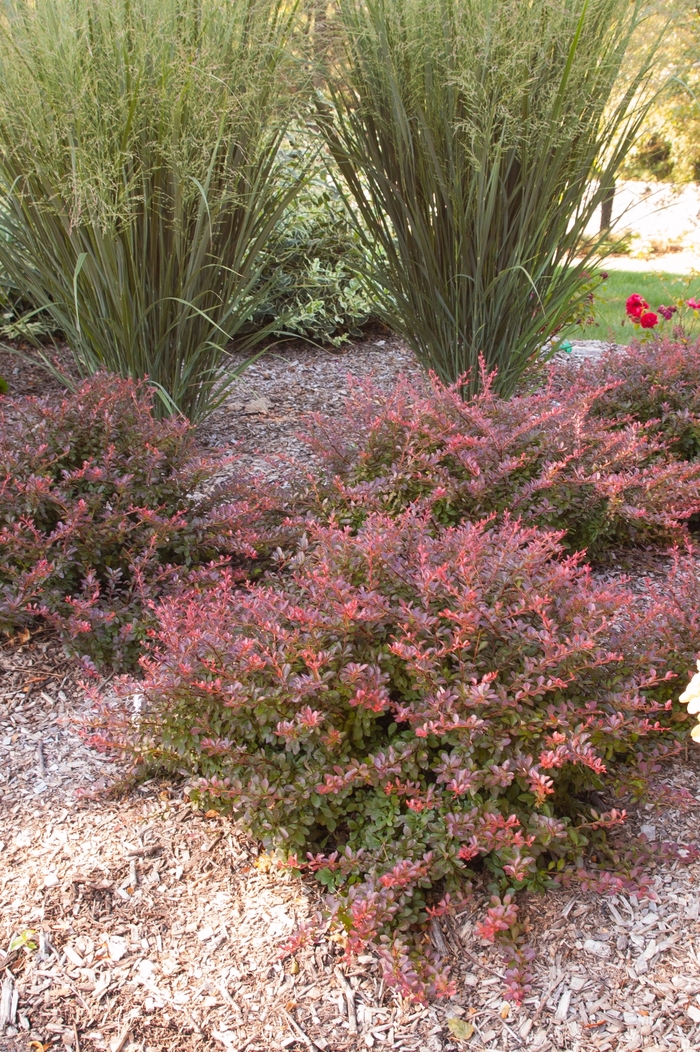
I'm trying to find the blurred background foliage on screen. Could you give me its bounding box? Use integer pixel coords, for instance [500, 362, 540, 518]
[623, 0, 700, 182]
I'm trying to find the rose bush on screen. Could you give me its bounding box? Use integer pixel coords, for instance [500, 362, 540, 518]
[624, 291, 700, 339]
[625, 293, 659, 331]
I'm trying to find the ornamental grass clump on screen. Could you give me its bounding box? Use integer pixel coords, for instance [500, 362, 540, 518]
[0, 374, 276, 667]
[106, 511, 686, 998]
[318, 0, 663, 396]
[0, 0, 304, 421]
[303, 373, 700, 557]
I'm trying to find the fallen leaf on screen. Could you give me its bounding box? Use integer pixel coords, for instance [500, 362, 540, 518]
[447, 1017, 475, 1042]
[9, 929, 36, 952]
[243, 398, 270, 416]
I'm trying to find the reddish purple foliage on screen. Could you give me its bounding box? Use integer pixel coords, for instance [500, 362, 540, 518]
[554, 337, 700, 461]
[12, 363, 700, 999]
[98, 510, 693, 997]
[0, 374, 277, 667]
[302, 369, 700, 556]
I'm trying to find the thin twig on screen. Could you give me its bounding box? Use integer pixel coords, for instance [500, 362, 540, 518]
[334, 966, 358, 1034]
[281, 1007, 320, 1050]
[532, 973, 565, 1021]
[501, 1018, 525, 1046]
[462, 946, 508, 982]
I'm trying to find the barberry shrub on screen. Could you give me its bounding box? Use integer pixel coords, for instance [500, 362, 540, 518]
[554, 338, 700, 461]
[113, 511, 682, 997]
[0, 374, 272, 667]
[630, 545, 700, 696]
[302, 373, 700, 557]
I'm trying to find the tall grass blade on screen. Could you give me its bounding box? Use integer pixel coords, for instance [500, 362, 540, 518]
[319, 0, 667, 396]
[0, 0, 308, 420]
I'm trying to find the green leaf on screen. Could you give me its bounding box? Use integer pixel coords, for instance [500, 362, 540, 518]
[9, 929, 37, 952]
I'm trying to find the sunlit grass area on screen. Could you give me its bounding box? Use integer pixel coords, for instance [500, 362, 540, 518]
[578, 268, 700, 344]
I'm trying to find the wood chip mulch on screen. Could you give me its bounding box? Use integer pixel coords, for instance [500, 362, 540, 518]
[3, 632, 700, 1052]
[3, 338, 700, 1052]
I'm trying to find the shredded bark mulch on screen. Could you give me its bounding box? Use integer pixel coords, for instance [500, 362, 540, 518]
[2, 634, 700, 1052]
[4, 336, 700, 1052]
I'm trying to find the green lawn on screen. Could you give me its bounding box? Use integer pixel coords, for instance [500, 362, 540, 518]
[573, 268, 700, 345]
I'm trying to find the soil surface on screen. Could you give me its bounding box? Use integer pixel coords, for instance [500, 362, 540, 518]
[3, 336, 700, 1052]
[197, 333, 422, 485]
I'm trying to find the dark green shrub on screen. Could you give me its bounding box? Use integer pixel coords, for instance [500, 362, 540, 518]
[623, 133, 674, 180]
[251, 153, 376, 345]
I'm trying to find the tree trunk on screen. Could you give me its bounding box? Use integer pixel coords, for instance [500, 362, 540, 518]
[600, 180, 615, 234]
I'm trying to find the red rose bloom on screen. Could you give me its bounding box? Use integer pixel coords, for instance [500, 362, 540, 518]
[626, 293, 648, 319]
[639, 311, 658, 329]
